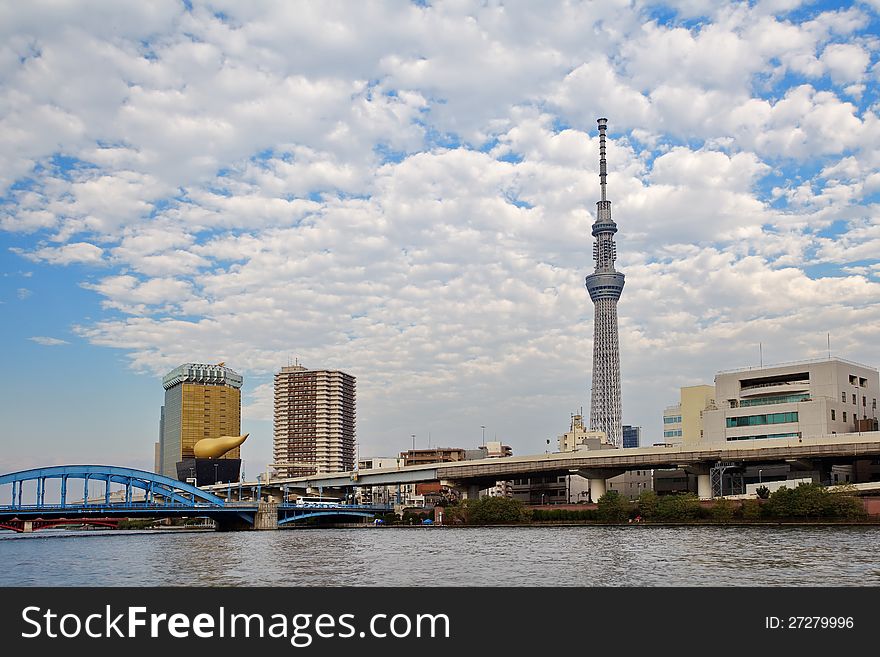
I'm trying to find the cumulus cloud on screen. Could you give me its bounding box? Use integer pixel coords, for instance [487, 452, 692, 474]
[15, 241, 104, 265]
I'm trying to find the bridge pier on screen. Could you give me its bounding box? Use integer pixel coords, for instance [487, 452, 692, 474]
[22, 520, 33, 533]
[253, 502, 278, 530]
[589, 478, 606, 502]
[685, 465, 712, 500]
[697, 474, 712, 500]
[578, 469, 624, 502]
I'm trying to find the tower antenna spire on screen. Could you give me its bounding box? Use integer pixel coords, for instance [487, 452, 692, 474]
[598, 117, 608, 202]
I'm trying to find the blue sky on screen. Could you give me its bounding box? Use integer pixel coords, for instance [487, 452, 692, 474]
[2, 0, 880, 475]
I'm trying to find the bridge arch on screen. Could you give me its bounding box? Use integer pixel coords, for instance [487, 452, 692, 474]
[278, 510, 377, 525]
[0, 465, 226, 508]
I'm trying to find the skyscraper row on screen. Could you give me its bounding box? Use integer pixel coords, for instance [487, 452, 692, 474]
[156, 361, 357, 483]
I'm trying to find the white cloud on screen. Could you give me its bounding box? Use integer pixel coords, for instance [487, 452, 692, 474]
[16, 241, 104, 265]
[28, 336, 69, 346]
[820, 42, 871, 84]
[3, 1, 880, 467]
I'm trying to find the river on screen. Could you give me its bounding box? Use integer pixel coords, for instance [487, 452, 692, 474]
[2, 525, 879, 586]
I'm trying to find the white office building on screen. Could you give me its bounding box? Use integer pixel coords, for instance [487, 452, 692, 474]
[703, 358, 879, 443]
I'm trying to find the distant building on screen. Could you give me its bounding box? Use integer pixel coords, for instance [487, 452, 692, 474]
[662, 384, 715, 445]
[356, 456, 404, 506]
[158, 362, 243, 483]
[662, 404, 682, 443]
[511, 474, 572, 505]
[622, 425, 641, 448]
[400, 447, 466, 467]
[272, 365, 356, 478]
[513, 414, 611, 504]
[480, 441, 514, 497]
[558, 414, 610, 452]
[388, 442, 515, 505]
[703, 357, 879, 442]
[607, 469, 653, 499]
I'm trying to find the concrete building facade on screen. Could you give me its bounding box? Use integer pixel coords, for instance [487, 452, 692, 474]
[158, 363, 243, 480]
[272, 365, 356, 478]
[703, 358, 879, 442]
[662, 384, 715, 445]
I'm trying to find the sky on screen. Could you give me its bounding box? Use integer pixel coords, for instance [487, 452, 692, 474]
[2, 0, 880, 477]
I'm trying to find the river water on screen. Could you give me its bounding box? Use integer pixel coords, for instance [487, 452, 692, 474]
[2, 525, 879, 586]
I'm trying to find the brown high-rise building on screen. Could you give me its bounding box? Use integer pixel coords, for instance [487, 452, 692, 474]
[158, 363, 243, 480]
[272, 365, 356, 477]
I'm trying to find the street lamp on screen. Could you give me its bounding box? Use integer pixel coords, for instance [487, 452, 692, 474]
[481, 425, 486, 446]
[759, 469, 763, 484]
[411, 434, 416, 451]
[213, 462, 219, 485]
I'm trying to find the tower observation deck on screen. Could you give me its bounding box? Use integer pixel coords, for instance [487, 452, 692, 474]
[585, 118, 625, 447]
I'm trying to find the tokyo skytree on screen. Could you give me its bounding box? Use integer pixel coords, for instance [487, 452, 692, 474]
[585, 118, 625, 448]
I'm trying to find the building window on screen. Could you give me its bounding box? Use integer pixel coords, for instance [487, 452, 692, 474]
[739, 392, 810, 407]
[842, 392, 847, 403]
[831, 409, 836, 421]
[663, 416, 682, 424]
[863, 396, 867, 407]
[726, 432, 799, 442]
[726, 412, 798, 428]
[853, 393, 857, 405]
[663, 429, 682, 438]
[843, 412, 847, 422]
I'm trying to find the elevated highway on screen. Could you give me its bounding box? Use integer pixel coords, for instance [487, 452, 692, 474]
[236, 432, 880, 501]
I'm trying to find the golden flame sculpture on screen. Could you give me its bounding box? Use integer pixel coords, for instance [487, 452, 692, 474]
[193, 433, 249, 459]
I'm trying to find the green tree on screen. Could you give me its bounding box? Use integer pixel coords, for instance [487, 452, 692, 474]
[755, 485, 770, 499]
[710, 497, 734, 521]
[445, 496, 530, 525]
[597, 490, 631, 522]
[636, 490, 658, 520]
[654, 493, 701, 521]
[741, 498, 764, 520]
[763, 483, 866, 520]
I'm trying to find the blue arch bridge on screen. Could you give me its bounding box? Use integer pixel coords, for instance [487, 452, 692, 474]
[0, 465, 390, 532]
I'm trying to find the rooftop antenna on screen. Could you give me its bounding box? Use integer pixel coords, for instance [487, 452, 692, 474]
[827, 333, 831, 359]
[759, 342, 763, 368]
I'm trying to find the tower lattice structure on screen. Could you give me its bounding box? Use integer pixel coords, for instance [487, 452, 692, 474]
[585, 118, 625, 448]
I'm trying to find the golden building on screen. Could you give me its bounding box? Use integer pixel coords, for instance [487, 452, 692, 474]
[158, 363, 243, 479]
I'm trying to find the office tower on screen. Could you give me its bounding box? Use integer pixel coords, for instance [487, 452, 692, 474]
[273, 365, 356, 478]
[586, 117, 626, 447]
[622, 425, 642, 449]
[158, 362, 243, 482]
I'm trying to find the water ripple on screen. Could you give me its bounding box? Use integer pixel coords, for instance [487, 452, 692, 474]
[2, 525, 879, 586]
